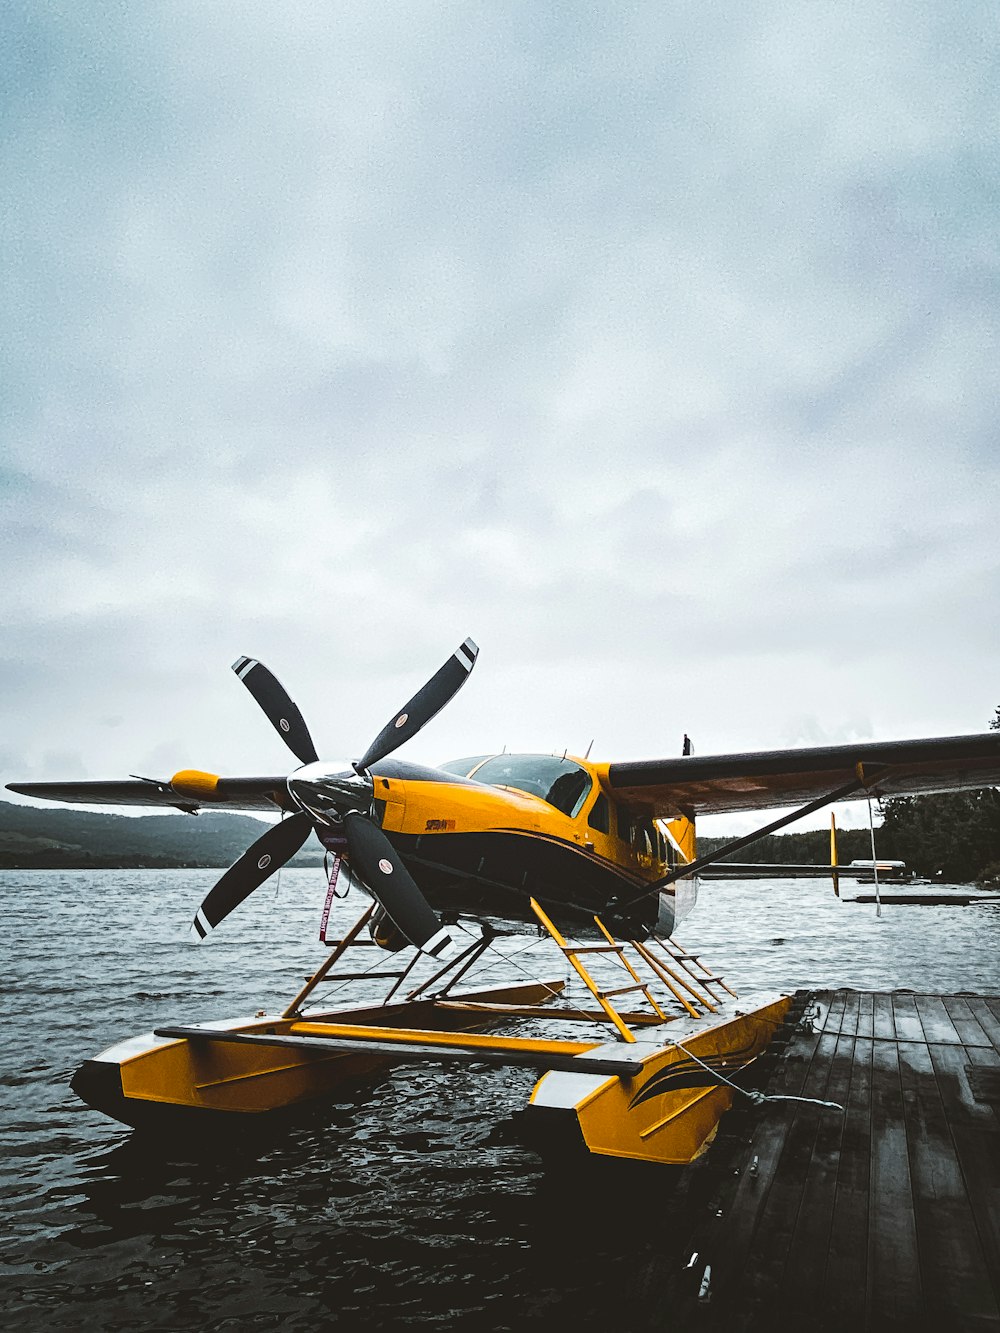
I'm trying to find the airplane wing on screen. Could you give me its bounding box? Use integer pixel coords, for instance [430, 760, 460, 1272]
[4, 776, 291, 813]
[608, 732, 1000, 818]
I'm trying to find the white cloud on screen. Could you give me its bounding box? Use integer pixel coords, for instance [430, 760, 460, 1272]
[2, 2, 998, 830]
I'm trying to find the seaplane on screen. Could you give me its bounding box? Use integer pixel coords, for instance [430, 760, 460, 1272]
[9, 640, 1000, 1164]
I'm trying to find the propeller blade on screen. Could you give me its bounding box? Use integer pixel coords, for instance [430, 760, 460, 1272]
[343, 812, 456, 957]
[369, 905, 408, 952]
[357, 637, 478, 771]
[232, 656, 319, 766]
[190, 812, 312, 942]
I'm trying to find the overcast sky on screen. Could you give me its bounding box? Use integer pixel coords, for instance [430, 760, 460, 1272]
[3, 3, 998, 833]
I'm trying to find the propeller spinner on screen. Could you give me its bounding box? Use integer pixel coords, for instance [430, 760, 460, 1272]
[189, 638, 478, 954]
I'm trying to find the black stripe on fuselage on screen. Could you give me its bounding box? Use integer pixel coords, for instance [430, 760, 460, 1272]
[387, 826, 661, 939]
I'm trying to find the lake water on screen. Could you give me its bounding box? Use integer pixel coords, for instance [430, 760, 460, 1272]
[1, 869, 998, 1330]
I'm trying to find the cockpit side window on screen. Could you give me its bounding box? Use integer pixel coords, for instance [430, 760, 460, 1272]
[625, 814, 656, 858]
[587, 792, 610, 834]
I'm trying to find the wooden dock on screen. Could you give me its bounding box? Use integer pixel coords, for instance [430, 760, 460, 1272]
[660, 989, 1000, 1331]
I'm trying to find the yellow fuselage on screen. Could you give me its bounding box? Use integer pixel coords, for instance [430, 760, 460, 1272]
[361, 754, 696, 938]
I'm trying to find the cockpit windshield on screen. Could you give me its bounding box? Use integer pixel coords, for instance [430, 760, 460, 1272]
[470, 754, 593, 817]
[438, 756, 493, 778]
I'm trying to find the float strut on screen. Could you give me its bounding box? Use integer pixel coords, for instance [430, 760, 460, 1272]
[282, 902, 377, 1018]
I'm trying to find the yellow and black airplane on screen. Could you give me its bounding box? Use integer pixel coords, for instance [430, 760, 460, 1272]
[9, 637, 1000, 956]
[9, 639, 1000, 1160]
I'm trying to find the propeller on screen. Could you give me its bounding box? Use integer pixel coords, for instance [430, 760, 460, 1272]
[189, 639, 478, 953]
[230, 657, 318, 765]
[342, 811, 455, 957]
[190, 813, 312, 941]
[357, 637, 478, 770]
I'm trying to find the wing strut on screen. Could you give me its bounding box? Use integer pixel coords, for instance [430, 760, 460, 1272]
[617, 766, 888, 910]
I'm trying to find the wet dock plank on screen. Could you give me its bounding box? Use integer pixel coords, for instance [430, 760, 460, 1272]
[665, 990, 1000, 1331]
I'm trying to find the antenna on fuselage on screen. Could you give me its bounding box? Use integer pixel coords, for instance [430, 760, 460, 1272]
[584, 739, 594, 759]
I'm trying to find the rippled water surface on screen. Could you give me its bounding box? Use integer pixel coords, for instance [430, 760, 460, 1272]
[2, 869, 998, 1329]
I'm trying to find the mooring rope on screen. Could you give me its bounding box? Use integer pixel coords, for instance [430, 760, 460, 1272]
[666, 1034, 844, 1111]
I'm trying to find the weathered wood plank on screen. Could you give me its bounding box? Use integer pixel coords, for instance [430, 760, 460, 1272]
[780, 1026, 854, 1319]
[727, 993, 848, 1325]
[967, 998, 1000, 1053]
[943, 995, 995, 1048]
[891, 992, 925, 1044]
[873, 991, 896, 1042]
[945, 1119, 1000, 1317]
[856, 988, 874, 1040]
[868, 1023, 924, 1326]
[700, 991, 833, 1323]
[930, 1041, 1000, 1127]
[662, 992, 1000, 1331]
[838, 988, 860, 1039]
[927, 1038, 1000, 1314]
[965, 1045, 1000, 1075]
[821, 1032, 873, 1329]
[896, 1034, 999, 1326]
[914, 992, 962, 1046]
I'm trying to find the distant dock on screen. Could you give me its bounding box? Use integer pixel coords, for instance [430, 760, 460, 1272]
[848, 892, 1000, 906]
[660, 988, 1000, 1330]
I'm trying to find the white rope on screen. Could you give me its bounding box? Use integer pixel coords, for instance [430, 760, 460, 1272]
[667, 1035, 844, 1112]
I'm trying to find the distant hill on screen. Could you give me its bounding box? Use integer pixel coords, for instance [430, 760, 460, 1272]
[0, 800, 887, 875]
[0, 801, 325, 869]
[5, 792, 995, 881]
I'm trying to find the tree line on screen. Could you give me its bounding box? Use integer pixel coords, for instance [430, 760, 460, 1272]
[869, 705, 1000, 881]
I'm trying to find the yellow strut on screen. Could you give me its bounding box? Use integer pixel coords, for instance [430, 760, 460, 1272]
[288, 1019, 601, 1058]
[529, 898, 636, 1042]
[831, 811, 840, 897]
